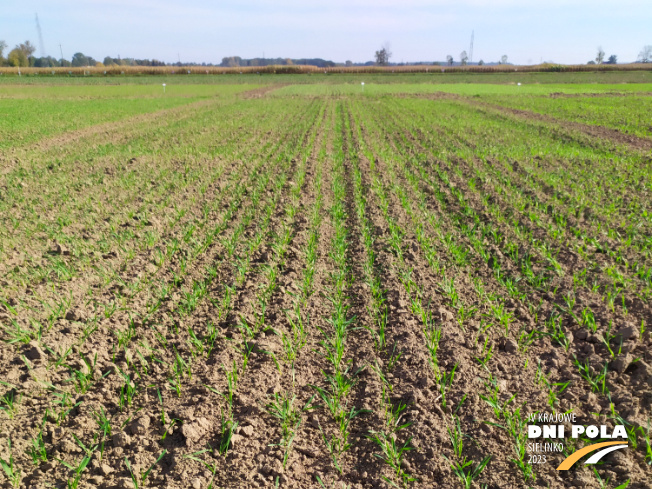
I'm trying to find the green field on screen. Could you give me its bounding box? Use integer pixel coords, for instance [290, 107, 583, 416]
[1, 68, 652, 85]
[0, 74, 651, 489]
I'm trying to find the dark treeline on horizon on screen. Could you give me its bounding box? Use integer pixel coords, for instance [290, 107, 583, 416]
[0, 40, 513, 68]
[2, 38, 650, 68]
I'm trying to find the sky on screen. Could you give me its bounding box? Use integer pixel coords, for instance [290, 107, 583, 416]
[3, 0, 651, 65]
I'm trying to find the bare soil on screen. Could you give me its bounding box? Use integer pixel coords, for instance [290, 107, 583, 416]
[1, 94, 650, 489]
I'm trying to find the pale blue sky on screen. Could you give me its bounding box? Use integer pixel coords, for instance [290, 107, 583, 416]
[3, 1, 651, 65]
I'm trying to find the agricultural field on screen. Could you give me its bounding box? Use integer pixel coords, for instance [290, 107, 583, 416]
[1, 75, 651, 489]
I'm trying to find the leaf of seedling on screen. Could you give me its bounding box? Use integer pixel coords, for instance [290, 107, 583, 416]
[260, 349, 282, 373]
[0, 438, 21, 488]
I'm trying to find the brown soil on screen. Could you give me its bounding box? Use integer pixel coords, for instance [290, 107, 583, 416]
[1, 94, 651, 489]
[393, 92, 464, 101]
[240, 85, 288, 99]
[549, 92, 652, 98]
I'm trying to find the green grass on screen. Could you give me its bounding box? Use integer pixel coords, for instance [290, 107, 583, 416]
[0, 85, 255, 148]
[485, 93, 652, 137]
[0, 70, 651, 86]
[0, 84, 252, 99]
[275, 81, 652, 97]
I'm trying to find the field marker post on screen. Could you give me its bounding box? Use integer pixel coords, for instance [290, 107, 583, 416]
[162, 83, 166, 94]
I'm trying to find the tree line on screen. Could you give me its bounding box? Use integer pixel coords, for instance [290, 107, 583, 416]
[219, 57, 336, 67]
[373, 44, 652, 66]
[0, 40, 338, 69]
[0, 40, 179, 68]
[2, 38, 651, 68]
[374, 44, 510, 67]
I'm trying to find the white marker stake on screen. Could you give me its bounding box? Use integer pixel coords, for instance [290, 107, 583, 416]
[162, 83, 166, 94]
[517, 82, 522, 86]
[361, 82, 364, 93]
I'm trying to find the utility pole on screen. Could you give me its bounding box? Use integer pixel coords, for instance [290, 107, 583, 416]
[59, 43, 64, 65]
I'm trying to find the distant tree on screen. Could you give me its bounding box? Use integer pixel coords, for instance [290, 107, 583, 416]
[103, 56, 116, 66]
[446, 55, 454, 66]
[459, 50, 468, 66]
[71, 52, 96, 67]
[605, 54, 617, 64]
[638, 45, 652, 63]
[500, 55, 508, 64]
[17, 41, 37, 66]
[587, 60, 596, 65]
[0, 40, 6, 65]
[374, 48, 387, 65]
[478, 59, 484, 66]
[71, 52, 87, 66]
[595, 46, 605, 64]
[19, 41, 36, 57]
[221, 56, 242, 67]
[374, 43, 392, 66]
[33, 56, 59, 67]
[8, 48, 28, 67]
[6, 41, 36, 67]
[345, 60, 353, 66]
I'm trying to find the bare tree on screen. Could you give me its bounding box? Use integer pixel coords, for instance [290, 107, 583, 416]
[595, 46, 605, 64]
[446, 55, 454, 66]
[460, 50, 468, 66]
[639, 45, 652, 63]
[500, 55, 508, 65]
[18, 41, 36, 57]
[374, 42, 392, 66]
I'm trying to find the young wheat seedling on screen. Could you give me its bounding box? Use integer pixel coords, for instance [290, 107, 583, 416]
[0, 438, 21, 488]
[125, 451, 167, 488]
